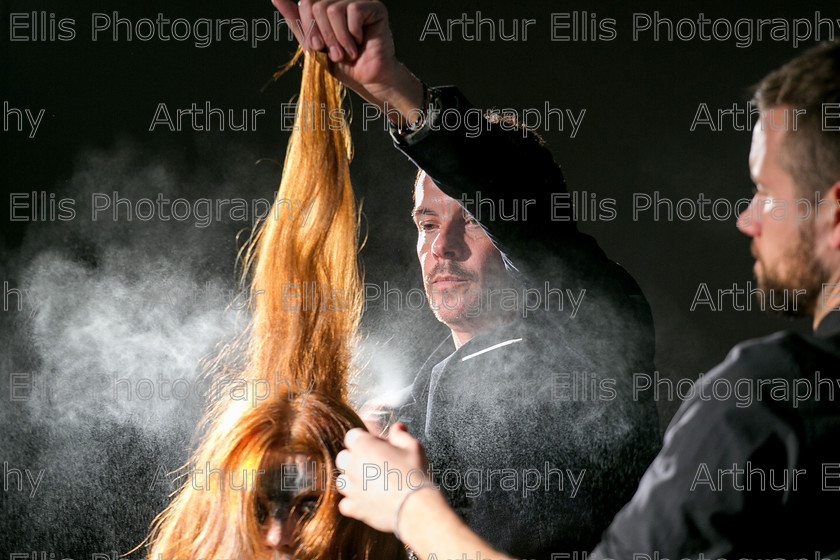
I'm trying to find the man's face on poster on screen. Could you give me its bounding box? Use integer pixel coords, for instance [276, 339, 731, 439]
[257, 454, 320, 558]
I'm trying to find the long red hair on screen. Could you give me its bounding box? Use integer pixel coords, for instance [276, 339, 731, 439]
[144, 51, 403, 559]
[241, 49, 362, 401]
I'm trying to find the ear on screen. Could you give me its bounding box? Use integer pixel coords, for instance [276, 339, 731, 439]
[826, 181, 840, 250]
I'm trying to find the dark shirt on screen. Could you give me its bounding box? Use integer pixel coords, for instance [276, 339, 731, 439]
[389, 86, 661, 558]
[593, 311, 840, 559]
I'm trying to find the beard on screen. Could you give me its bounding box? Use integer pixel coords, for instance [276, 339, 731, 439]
[423, 261, 477, 321]
[423, 261, 512, 327]
[753, 221, 830, 317]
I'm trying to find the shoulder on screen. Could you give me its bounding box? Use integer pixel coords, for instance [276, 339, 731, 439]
[669, 328, 838, 444]
[701, 328, 833, 388]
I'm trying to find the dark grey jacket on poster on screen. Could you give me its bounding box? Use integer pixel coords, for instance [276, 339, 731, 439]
[593, 311, 840, 559]
[390, 86, 661, 559]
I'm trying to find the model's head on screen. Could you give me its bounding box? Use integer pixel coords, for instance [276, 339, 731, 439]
[738, 40, 840, 317]
[413, 170, 516, 344]
[147, 392, 404, 560]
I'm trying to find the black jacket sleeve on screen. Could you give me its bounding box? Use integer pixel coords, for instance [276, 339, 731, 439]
[592, 333, 840, 558]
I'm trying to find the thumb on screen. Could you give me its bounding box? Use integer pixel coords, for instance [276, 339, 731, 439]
[386, 422, 418, 450]
[272, 0, 305, 45]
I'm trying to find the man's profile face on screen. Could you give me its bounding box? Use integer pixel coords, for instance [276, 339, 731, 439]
[412, 172, 513, 337]
[738, 107, 828, 315]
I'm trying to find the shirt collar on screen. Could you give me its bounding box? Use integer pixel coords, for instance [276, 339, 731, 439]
[452, 315, 525, 357]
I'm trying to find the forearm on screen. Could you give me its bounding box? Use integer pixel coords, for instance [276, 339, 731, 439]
[399, 487, 512, 560]
[353, 60, 424, 127]
[391, 86, 570, 212]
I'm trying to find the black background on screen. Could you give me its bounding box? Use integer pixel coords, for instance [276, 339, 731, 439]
[1, 0, 826, 556]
